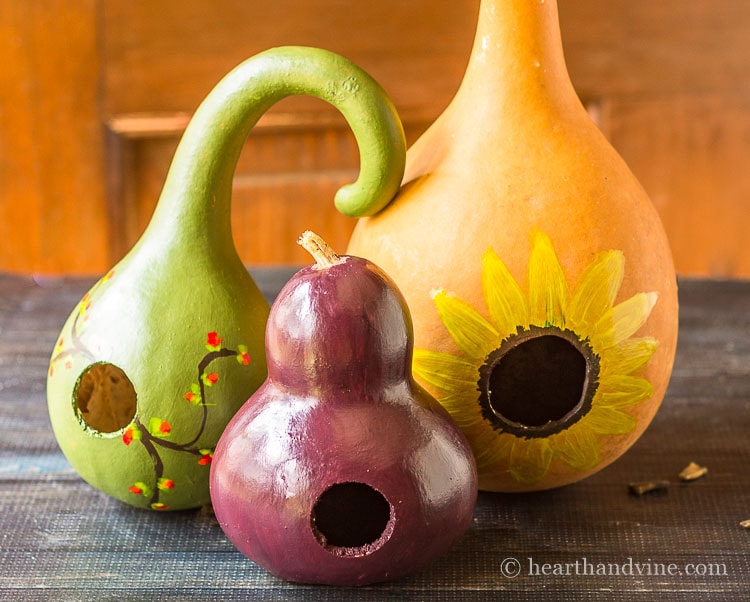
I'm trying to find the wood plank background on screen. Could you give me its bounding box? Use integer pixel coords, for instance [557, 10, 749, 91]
[2, 0, 749, 276]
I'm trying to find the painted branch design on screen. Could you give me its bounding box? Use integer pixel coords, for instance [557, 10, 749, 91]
[123, 331, 251, 509]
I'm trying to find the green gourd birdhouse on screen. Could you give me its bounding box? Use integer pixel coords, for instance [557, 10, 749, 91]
[47, 46, 406, 510]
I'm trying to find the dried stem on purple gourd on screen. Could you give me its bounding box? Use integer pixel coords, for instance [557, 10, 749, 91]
[298, 230, 345, 268]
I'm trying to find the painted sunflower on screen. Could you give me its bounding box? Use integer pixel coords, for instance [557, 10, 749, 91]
[412, 229, 658, 487]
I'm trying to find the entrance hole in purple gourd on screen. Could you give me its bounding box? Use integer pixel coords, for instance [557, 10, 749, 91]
[311, 481, 394, 557]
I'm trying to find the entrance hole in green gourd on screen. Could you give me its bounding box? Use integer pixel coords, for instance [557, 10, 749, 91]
[479, 329, 600, 438]
[74, 362, 137, 434]
[311, 482, 394, 556]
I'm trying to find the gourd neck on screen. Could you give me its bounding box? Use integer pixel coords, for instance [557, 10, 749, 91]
[453, 0, 579, 119]
[135, 47, 405, 256]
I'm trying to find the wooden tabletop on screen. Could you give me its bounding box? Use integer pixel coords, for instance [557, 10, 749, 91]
[1, 271, 748, 601]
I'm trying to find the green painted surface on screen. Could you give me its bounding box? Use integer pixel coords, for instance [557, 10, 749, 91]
[46, 46, 406, 510]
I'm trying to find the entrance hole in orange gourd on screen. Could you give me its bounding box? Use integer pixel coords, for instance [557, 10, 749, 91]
[74, 362, 137, 434]
[311, 482, 394, 557]
[479, 328, 600, 438]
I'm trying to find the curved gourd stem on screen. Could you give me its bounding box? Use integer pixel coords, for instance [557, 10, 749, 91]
[146, 46, 406, 247]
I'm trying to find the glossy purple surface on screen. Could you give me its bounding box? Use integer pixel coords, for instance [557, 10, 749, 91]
[266, 257, 414, 391]
[210, 256, 478, 586]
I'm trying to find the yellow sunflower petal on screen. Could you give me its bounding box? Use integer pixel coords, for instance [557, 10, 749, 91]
[412, 349, 478, 394]
[482, 247, 529, 337]
[585, 405, 637, 435]
[601, 337, 659, 376]
[596, 375, 653, 408]
[528, 229, 568, 328]
[474, 429, 515, 476]
[432, 289, 500, 360]
[440, 397, 488, 432]
[551, 424, 601, 471]
[593, 292, 658, 350]
[509, 437, 553, 484]
[567, 250, 624, 332]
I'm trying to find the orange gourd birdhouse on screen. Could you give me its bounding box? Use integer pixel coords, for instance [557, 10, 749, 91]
[347, 0, 679, 491]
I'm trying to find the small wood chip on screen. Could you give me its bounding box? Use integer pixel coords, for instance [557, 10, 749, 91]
[628, 480, 670, 496]
[679, 461, 708, 482]
[740, 519, 750, 529]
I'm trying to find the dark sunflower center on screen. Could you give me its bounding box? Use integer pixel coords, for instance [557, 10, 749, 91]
[478, 327, 599, 438]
